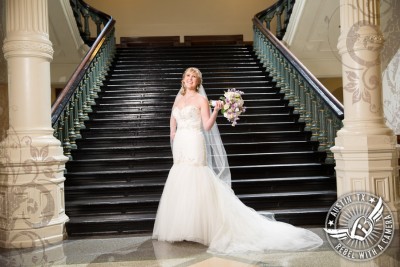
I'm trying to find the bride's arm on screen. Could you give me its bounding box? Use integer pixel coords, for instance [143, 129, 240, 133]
[170, 115, 177, 141]
[170, 95, 182, 140]
[200, 97, 222, 131]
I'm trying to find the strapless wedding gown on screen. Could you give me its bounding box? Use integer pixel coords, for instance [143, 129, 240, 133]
[152, 105, 323, 254]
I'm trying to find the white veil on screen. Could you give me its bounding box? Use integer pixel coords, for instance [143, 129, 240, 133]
[198, 85, 231, 187]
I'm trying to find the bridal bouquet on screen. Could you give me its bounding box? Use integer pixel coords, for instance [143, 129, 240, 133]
[210, 88, 246, 126]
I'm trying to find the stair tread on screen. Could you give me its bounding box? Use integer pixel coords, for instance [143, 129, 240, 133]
[81, 130, 307, 140]
[259, 207, 329, 215]
[233, 176, 333, 183]
[66, 190, 336, 206]
[74, 140, 316, 150]
[68, 213, 156, 223]
[66, 163, 325, 176]
[237, 190, 336, 199]
[66, 195, 160, 205]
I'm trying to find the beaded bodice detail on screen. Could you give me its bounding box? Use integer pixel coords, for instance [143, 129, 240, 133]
[172, 105, 206, 166]
[172, 105, 202, 132]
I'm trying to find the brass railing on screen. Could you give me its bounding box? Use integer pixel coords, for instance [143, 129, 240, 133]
[253, 2, 344, 163]
[51, 0, 116, 159]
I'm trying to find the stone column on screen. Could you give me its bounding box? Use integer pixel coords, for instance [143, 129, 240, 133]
[332, 0, 399, 225]
[0, 0, 69, 248]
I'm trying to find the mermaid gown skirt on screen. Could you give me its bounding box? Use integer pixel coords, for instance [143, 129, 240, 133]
[152, 105, 323, 254]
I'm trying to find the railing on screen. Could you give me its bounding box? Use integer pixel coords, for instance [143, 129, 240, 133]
[253, 1, 344, 164]
[51, 0, 116, 159]
[256, 0, 295, 40]
[70, 0, 110, 45]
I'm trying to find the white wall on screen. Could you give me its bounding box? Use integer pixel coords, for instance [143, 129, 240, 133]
[381, 0, 400, 135]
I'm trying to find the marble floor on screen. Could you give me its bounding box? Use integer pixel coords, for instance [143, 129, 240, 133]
[0, 228, 399, 267]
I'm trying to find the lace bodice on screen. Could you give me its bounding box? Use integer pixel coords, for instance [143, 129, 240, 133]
[172, 105, 202, 132]
[172, 105, 206, 166]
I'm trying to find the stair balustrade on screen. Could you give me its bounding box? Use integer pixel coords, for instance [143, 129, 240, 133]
[253, 4, 344, 164]
[70, 0, 110, 45]
[51, 1, 116, 159]
[256, 0, 295, 40]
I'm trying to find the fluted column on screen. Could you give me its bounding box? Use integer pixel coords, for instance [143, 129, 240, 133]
[331, 0, 399, 225]
[0, 0, 69, 248]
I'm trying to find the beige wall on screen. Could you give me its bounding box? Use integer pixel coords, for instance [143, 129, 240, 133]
[318, 77, 343, 104]
[85, 0, 274, 43]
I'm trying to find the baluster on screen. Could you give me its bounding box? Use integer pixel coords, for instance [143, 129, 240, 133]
[260, 39, 267, 68]
[68, 101, 77, 150]
[57, 117, 65, 154]
[91, 64, 100, 99]
[76, 83, 87, 128]
[318, 105, 328, 152]
[292, 70, 300, 114]
[286, 67, 296, 107]
[254, 29, 261, 57]
[280, 60, 288, 98]
[265, 13, 274, 30]
[283, 0, 289, 30]
[79, 80, 90, 120]
[287, 0, 293, 11]
[82, 8, 91, 41]
[74, 91, 82, 140]
[298, 77, 306, 122]
[276, 55, 283, 88]
[84, 77, 94, 113]
[325, 116, 335, 164]
[310, 93, 319, 141]
[91, 14, 102, 36]
[253, 27, 258, 54]
[96, 55, 104, 91]
[271, 47, 278, 83]
[304, 86, 312, 132]
[87, 70, 97, 105]
[62, 110, 72, 160]
[280, 61, 288, 97]
[276, 7, 283, 38]
[264, 40, 271, 69]
[255, 35, 261, 59]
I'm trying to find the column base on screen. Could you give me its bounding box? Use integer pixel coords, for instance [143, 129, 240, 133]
[332, 134, 400, 229]
[0, 132, 69, 249]
[0, 218, 68, 249]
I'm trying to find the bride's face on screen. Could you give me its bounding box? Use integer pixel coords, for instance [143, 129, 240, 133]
[182, 71, 200, 91]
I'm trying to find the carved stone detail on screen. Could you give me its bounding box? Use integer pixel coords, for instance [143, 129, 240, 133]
[3, 39, 53, 60]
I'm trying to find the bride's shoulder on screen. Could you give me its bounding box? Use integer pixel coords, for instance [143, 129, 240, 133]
[197, 93, 208, 102]
[197, 94, 208, 106]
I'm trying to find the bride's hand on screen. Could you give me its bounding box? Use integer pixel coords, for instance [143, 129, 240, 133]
[214, 100, 223, 112]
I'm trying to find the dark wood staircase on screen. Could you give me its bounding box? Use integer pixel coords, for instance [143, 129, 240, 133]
[65, 44, 337, 236]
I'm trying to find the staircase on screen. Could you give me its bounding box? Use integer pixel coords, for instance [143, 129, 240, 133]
[65, 44, 337, 236]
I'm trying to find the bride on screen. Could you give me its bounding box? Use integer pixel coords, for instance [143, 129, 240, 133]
[152, 67, 323, 254]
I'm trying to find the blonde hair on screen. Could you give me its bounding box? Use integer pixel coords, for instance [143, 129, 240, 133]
[180, 67, 203, 96]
